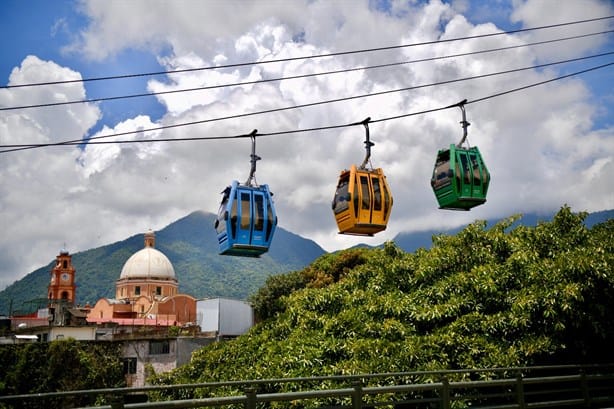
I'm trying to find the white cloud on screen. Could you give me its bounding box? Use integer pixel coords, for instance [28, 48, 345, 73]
[1, 0, 613, 290]
[511, 0, 614, 61]
[0, 57, 101, 289]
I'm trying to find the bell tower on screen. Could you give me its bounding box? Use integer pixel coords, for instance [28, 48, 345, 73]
[48, 250, 76, 305]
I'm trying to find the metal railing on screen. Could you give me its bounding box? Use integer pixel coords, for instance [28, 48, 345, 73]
[1, 364, 613, 409]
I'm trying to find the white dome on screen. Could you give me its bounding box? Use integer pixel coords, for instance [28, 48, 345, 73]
[119, 247, 176, 280]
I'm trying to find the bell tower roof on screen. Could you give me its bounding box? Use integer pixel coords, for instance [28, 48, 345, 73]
[144, 229, 155, 248]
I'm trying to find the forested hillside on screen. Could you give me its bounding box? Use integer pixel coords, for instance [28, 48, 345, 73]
[153, 207, 614, 390]
[0, 211, 325, 315]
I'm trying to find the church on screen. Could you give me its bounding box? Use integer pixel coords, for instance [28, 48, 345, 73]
[6, 229, 254, 385]
[87, 230, 196, 326]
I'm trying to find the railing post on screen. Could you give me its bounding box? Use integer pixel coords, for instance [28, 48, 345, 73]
[441, 377, 450, 409]
[516, 374, 526, 409]
[580, 370, 591, 408]
[245, 387, 257, 409]
[352, 380, 363, 409]
[109, 394, 124, 409]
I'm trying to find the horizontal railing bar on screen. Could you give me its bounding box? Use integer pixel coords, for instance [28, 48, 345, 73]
[4, 364, 612, 401]
[79, 395, 247, 409]
[256, 387, 355, 402]
[2, 364, 612, 409]
[449, 378, 517, 389]
[525, 398, 585, 408]
[362, 382, 443, 394]
[522, 374, 582, 384]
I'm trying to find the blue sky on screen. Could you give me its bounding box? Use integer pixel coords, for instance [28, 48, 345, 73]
[1, 0, 166, 129]
[0, 0, 613, 291]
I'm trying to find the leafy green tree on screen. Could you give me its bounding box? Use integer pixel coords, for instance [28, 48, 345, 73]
[152, 207, 613, 398]
[249, 248, 369, 321]
[0, 339, 124, 408]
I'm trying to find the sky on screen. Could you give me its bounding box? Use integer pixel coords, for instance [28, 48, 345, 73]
[0, 0, 613, 291]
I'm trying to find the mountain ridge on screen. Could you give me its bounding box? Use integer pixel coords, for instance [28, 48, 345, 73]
[0, 211, 326, 315]
[1, 208, 611, 315]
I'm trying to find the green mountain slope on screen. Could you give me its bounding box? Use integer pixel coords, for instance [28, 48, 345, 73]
[393, 209, 614, 253]
[2, 209, 611, 316]
[154, 207, 614, 389]
[0, 211, 325, 315]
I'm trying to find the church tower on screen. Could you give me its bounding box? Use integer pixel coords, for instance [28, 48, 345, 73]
[48, 250, 76, 305]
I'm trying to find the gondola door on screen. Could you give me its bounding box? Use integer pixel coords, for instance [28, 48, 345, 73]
[453, 147, 489, 206]
[235, 189, 254, 248]
[456, 149, 472, 200]
[356, 172, 372, 226]
[368, 170, 392, 227]
[230, 187, 274, 256]
[249, 189, 267, 248]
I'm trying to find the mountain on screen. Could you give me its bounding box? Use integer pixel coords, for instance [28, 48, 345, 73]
[0, 211, 325, 315]
[2, 208, 611, 316]
[393, 208, 614, 253]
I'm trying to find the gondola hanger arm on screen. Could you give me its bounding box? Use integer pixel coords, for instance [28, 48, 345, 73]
[455, 99, 470, 148]
[359, 117, 373, 170]
[245, 129, 260, 186]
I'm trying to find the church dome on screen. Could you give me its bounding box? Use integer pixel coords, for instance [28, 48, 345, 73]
[119, 230, 176, 280]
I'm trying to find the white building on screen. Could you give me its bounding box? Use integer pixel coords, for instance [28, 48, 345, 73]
[197, 298, 254, 339]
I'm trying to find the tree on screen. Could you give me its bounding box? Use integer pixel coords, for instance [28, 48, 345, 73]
[152, 207, 613, 396]
[0, 339, 124, 408]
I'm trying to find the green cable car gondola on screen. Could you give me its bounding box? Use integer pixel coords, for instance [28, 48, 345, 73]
[431, 100, 490, 210]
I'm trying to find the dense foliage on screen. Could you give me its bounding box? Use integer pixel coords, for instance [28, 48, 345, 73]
[153, 207, 613, 391]
[0, 339, 124, 407]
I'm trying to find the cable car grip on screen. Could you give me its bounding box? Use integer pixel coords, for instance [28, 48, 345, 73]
[359, 117, 374, 170]
[455, 99, 471, 148]
[246, 129, 260, 187]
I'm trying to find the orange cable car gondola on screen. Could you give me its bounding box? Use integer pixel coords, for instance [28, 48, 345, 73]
[332, 118, 393, 236]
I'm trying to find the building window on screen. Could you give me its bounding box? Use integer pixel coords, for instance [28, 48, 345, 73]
[149, 340, 170, 355]
[63, 260, 67, 268]
[135, 286, 141, 296]
[123, 358, 137, 374]
[156, 286, 162, 296]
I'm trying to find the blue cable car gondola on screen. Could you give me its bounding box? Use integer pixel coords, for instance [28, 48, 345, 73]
[214, 131, 277, 257]
[431, 100, 490, 210]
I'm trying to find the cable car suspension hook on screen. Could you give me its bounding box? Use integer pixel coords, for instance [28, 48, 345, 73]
[359, 117, 374, 170]
[245, 129, 260, 187]
[456, 99, 470, 148]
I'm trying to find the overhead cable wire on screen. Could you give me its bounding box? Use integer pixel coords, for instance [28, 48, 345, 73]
[1, 56, 612, 154]
[256, 61, 614, 132]
[3, 29, 613, 112]
[371, 61, 614, 124]
[2, 15, 613, 90]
